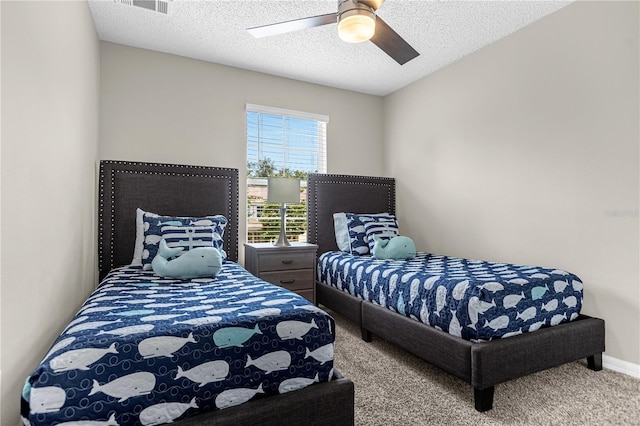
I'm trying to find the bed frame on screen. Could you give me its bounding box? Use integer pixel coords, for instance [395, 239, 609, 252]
[98, 161, 354, 426]
[306, 173, 605, 412]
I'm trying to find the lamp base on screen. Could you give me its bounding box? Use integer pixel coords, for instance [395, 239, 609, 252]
[273, 205, 291, 247]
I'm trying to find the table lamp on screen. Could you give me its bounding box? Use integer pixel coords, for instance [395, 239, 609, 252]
[267, 177, 301, 246]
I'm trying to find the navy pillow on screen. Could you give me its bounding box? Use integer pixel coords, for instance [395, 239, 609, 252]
[345, 213, 397, 255]
[364, 218, 400, 252]
[141, 212, 227, 270]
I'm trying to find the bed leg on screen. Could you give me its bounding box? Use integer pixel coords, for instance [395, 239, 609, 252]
[587, 353, 603, 371]
[361, 327, 372, 342]
[474, 387, 494, 412]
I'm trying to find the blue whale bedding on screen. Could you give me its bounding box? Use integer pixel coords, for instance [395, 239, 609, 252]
[318, 251, 583, 341]
[22, 263, 335, 426]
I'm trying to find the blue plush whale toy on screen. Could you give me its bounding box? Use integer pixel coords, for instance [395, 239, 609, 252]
[152, 239, 222, 279]
[371, 235, 416, 260]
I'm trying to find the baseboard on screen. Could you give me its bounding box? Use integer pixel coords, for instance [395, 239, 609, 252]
[603, 354, 640, 379]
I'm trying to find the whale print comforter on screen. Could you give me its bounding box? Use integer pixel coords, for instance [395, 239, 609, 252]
[318, 251, 583, 341]
[22, 263, 335, 426]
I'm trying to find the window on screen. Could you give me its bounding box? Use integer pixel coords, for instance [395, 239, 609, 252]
[246, 104, 328, 244]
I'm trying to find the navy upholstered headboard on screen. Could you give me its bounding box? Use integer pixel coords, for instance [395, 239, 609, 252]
[98, 160, 239, 278]
[306, 173, 395, 256]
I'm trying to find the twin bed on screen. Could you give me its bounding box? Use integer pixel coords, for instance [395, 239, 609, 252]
[21, 161, 606, 425]
[306, 173, 606, 412]
[21, 161, 354, 426]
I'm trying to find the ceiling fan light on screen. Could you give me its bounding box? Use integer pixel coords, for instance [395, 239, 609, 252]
[338, 10, 375, 43]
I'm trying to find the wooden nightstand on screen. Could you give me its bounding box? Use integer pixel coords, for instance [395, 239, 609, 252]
[244, 242, 318, 303]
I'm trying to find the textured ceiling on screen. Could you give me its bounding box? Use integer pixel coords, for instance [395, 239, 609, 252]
[88, 0, 571, 96]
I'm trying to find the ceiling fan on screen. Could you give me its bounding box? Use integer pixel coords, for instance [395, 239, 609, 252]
[247, 0, 419, 65]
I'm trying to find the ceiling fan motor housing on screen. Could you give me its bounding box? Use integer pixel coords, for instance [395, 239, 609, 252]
[338, 0, 376, 43]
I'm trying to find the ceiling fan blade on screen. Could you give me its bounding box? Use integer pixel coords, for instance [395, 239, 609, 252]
[359, 0, 385, 11]
[248, 13, 337, 38]
[370, 16, 419, 65]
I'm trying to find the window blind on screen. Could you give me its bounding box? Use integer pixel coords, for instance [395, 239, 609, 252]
[246, 104, 328, 244]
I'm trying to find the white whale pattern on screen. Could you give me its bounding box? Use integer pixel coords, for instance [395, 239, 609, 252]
[516, 307, 537, 322]
[174, 316, 222, 326]
[484, 315, 510, 331]
[317, 251, 583, 341]
[503, 292, 525, 309]
[98, 324, 154, 337]
[65, 319, 122, 335]
[554, 280, 569, 293]
[216, 384, 265, 409]
[452, 280, 469, 301]
[449, 311, 462, 337]
[29, 386, 66, 414]
[246, 350, 291, 373]
[541, 299, 559, 312]
[279, 374, 320, 393]
[56, 412, 119, 425]
[139, 397, 198, 426]
[90, 372, 156, 402]
[304, 343, 334, 365]
[435, 286, 447, 316]
[50, 343, 118, 372]
[138, 333, 196, 358]
[276, 319, 318, 340]
[238, 308, 281, 318]
[176, 360, 229, 386]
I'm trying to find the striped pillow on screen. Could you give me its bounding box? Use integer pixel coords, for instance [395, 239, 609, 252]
[141, 212, 227, 270]
[364, 219, 400, 252]
[161, 226, 226, 259]
[345, 213, 397, 255]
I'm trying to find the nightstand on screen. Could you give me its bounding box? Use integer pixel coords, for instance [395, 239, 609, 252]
[244, 242, 318, 303]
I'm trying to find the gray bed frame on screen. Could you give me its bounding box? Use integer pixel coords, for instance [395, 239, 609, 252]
[306, 172, 605, 412]
[98, 161, 354, 426]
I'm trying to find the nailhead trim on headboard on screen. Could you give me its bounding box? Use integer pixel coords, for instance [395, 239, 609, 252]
[98, 160, 239, 277]
[306, 173, 396, 256]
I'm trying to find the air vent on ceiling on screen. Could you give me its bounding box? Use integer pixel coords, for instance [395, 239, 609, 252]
[117, 0, 170, 14]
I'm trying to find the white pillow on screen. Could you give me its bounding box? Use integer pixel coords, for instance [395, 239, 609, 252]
[333, 213, 350, 252]
[131, 207, 145, 265]
[334, 212, 394, 253]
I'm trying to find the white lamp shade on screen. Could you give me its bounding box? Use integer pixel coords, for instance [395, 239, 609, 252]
[267, 178, 301, 204]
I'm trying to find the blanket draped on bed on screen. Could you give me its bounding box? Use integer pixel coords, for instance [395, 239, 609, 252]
[22, 263, 335, 426]
[318, 251, 583, 341]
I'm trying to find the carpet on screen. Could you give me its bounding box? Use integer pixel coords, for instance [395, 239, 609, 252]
[330, 309, 640, 425]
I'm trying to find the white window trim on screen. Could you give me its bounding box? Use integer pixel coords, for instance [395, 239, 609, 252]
[246, 103, 330, 124]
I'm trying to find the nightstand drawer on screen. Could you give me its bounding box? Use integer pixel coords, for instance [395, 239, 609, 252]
[260, 270, 314, 291]
[258, 251, 315, 272]
[295, 289, 315, 303]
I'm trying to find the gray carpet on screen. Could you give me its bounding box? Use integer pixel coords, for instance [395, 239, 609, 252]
[329, 309, 640, 426]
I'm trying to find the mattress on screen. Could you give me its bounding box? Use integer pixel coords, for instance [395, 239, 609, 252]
[22, 263, 335, 426]
[318, 251, 583, 341]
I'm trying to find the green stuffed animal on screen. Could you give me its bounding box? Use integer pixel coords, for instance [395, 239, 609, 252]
[371, 235, 416, 260]
[152, 239, 223, 279]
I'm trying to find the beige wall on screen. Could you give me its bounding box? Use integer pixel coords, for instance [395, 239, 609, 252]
[383, 1, 639, 365]
[99, 42, 385, 259]
[0, 1, 100, 424]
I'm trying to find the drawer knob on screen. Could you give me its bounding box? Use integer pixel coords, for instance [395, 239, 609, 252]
[281, 260, 294, 265]
[280, 279, 296, 284]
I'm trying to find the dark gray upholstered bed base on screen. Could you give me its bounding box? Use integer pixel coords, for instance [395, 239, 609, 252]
[308, 173, 605, 412]
[98, 161, 355, 425]
[173, 370, 354, 426]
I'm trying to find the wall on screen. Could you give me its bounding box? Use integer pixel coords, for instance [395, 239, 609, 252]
[0, 1, 100, 424]
[383, 1, 639, 366]
[99, 42, 385, 260]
